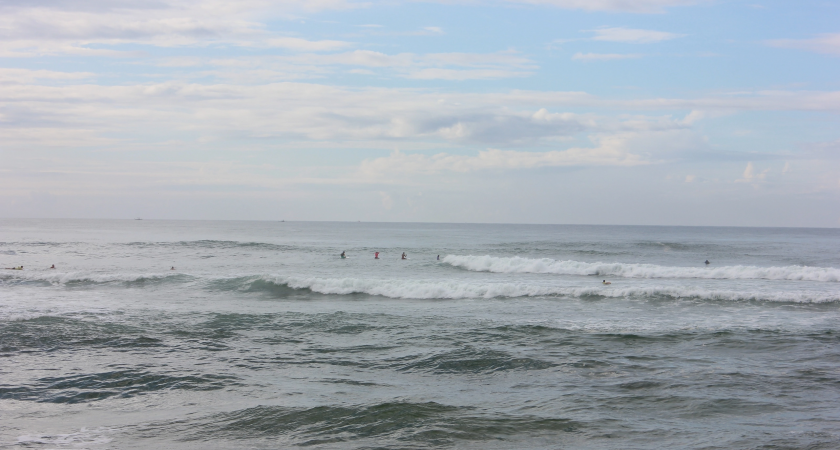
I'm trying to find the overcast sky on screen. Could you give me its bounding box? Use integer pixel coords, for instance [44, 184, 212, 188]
[1, 0, 838, 226]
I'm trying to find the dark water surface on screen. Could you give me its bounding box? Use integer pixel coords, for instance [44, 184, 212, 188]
[1, 219, 839, 449]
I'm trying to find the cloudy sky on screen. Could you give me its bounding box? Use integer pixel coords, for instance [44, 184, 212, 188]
[1, 0, 838, 226]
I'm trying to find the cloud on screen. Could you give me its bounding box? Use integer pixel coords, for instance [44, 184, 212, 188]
[589, 27, 685, 43]
[379, 191, 394, 209]
[500, 0, 702, 13]
[264, 37, 353, 52]
[1, 75, 838, 162]
[572, 52, 642, 61]
[359, 141, 648, 176]
[0, 0, 364, 56]
[735, 162, 769, 183]
[405, 68, 531, 80]
[767, 33, 840, 56]
[0, 68, 95, 84]
[163, 49, 538, 81]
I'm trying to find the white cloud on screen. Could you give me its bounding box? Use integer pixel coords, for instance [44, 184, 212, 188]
[589, 27, 684, 43]
[264, 37, 353, 52]
[359, 140, 648, 176]
[767, 33, 840, 56]
[0, 68, 95, 84]
[572, 52, 642, 61]
[379, 191, 394, 209]
[500, 0, 702, 13]
[406, 68, 531, 80]
[0, 0, 363, 56]
[736, 162, 769, 183]
[160, 50, 538, 81]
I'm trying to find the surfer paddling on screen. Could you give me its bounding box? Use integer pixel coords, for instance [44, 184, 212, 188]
[602, 280, 611, 285]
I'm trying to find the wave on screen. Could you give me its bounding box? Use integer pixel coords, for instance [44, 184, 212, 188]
[443, 255, 840, 282]
[4, 271, 837, 303]
[1, 370, 238, 403]
[0, 271, 190, 286]
[123, 240, 297, 252]
[235, 275, 839, 303]
[159, 402, 579, 444]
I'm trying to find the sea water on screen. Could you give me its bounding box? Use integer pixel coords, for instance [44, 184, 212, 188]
[1, 219, 839, 449]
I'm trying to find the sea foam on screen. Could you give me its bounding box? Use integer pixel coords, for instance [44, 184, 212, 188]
[249, 275, 838, 303]
[443, 255, 840, 282]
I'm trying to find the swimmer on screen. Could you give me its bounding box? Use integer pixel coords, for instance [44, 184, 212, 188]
[50, 264, 55, 269]
[602, 280, 611, 285]
[401, 252, 407, 260]
[705, 260, 710, 265]
[437, 255, 440, 260]
[340, 251, 346, 259]
[374, 252, 379, 259]
[171, 266, 175, 270]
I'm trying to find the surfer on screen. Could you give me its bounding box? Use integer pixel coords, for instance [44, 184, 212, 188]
[340, 251, 346, 259]
[401, 252, 407, 260]
[50, 264, 55, 269]
[374, 252, 379, 259]
[705, 260, 710, 265]
[171, 266, 175, 270]
[602, 280, 611, 285]
[437, 255, 440, 260]
[5, 266, 23, 270]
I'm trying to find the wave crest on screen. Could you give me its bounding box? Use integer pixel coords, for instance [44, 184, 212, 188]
[442, 255, 840, 282]
[242, 275, 838, 303]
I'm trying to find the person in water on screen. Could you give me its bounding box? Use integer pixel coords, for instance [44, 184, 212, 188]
[50, 264, 55, 269]
[705, 260, 710, 265]
[602, 280, 611, 285]
[401, 252, 407, 260]
[437, 255, 440, 260]
[374, 252, 379, 259]
[340, 251, 346, 259]
[171, 266, 175, 270]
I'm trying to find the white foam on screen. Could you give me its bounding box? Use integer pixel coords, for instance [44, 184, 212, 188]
[258, 275, 839, 303]
[17, 427, 112, 447]
[443, 255, 840, 282]
[0, 270, 183, 285]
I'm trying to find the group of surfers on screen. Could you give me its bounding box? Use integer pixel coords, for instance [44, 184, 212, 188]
[340, 251, 441, 261]
[4, 264, 56, 270]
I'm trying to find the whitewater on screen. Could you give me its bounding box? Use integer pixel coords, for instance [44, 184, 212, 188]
[1, 219, 839, 449]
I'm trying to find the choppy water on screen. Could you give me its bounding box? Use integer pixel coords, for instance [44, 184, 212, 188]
[1, 219, 839, 449]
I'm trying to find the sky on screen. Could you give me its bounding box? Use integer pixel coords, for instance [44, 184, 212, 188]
[0, 0, 838, 226]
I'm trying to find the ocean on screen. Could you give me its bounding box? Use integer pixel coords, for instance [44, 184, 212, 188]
[1, 219, 839, 449]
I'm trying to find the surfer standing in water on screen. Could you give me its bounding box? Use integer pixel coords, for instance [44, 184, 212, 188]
[401, 252, 407, 260]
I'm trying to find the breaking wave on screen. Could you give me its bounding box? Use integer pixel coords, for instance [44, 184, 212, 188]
[4, 271, 838, 303]
[0, 271, 190, 286]
[237, 275, 839, 303]
[443, 255, 840, 282]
